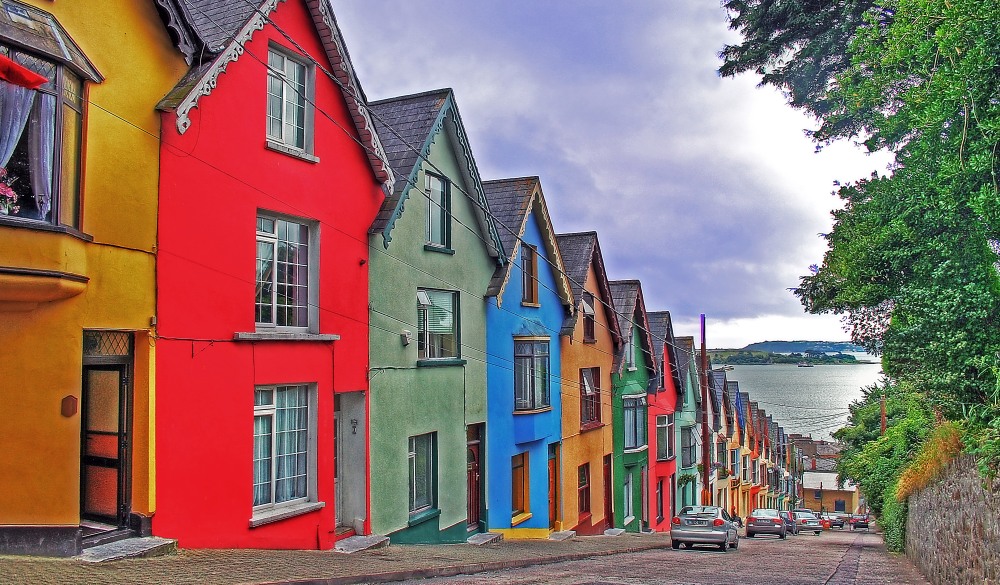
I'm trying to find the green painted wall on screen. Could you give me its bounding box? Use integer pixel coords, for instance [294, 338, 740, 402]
[676, 350, 701, 508]
[368, 123, 496, 542]
[611, 322, 652, 532]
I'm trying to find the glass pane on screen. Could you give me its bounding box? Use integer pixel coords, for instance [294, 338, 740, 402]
[514, 356, 531, 409]
[255, 240, 274, 324]
[86, 370, 120, 433]
[534, 353, 549, 407]
[274, 386, 308, 503]
[253, 415, 273, 506]
[426, 175, 445, 245]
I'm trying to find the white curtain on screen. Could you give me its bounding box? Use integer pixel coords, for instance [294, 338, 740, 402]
[28, 92, 54, 218]
[0, 80, 35, 167]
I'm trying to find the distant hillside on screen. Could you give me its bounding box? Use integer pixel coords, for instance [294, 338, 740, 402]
[740, 340, 867, 354]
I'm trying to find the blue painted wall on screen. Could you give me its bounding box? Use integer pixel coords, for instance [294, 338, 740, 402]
[485, 211, 566, 533]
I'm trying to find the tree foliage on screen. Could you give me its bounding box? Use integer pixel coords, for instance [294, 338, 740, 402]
[721, 0, 1000, 458]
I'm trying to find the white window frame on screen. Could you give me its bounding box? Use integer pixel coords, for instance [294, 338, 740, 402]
[656, 415, 670, 461]
[623, 472, 634, 523]
[623, 396, 647, 451]
[252, 384, 319, 523]
[625, 329, 636, 370]
[255, 212, 319, 332]
[266, 45, 314, 155]
[425, 173, 450, 248]
[514, 338, 551, 411]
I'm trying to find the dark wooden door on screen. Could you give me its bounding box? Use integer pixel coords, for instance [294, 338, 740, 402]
[548, 445, 559, 529]
[81, 365, 130, 527]
[603, 454, 613, 528]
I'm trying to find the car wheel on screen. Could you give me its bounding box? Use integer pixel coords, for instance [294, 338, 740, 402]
[671, 540, 680, 550]
[815, 531, 821, 535]
[780, 531, 786, 539]
[719, 540, 728, 552]
[747, 531, 755, 538]
[732, 536, 739, 549]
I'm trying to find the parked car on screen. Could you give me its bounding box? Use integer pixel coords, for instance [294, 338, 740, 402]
[793, 511, 823, 535]
[850, 514, 870, 531]
[671, 505, 741, 552]
[745, 508, 787, 539]
[822, 513, 846, 529]
[779, 510, 796, 534]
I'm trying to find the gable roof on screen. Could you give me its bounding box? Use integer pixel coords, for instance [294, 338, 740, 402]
[675, 335, 696, 395]
[367, 89, 503, 258]
[155, 0, 394, 190]
[709, 370, 726, 412]
[482, 177, 573, 308]
[648, 311, 684, 396]
[555, 232, 619, 341]
[609, 280, 657, 378]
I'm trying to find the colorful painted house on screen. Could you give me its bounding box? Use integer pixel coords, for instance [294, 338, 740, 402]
[608, 280, 656, 532]
[736, 390, 754, 517]
[482, 177, 573, 538]
[0, 0, 188, 556]
[367, 89, 503, 543]
[709, 370, 730, 508]
[673, 336, 702, 510]
[153, 0, 391, 549]
[724, 380, 743, 516]
[555, 232, 621, 536]
[646, 311, 682, 531]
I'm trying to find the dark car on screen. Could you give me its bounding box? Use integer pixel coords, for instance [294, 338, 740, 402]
[671, 505, 740, 552]
[746, 508, 786, 539]
[850, 514, 870, 531]
[779, 510, 796, 534]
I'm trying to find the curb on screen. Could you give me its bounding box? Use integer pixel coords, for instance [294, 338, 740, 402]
[262, 541, 671, 585]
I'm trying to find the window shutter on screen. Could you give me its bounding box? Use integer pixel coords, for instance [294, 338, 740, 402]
[424, 290, 454, 334]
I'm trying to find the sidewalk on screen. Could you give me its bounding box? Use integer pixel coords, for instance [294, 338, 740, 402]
[0, 532, 673, 585]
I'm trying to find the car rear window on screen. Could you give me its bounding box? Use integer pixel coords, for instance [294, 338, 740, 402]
[752, 509, 780, 517]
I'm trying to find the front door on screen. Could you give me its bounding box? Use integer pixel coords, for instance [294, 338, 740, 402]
[548, 444, 559, 529]
[81, 365, 130, 527]
[603, 454, 613, 529]
[466, 425, 481, 531]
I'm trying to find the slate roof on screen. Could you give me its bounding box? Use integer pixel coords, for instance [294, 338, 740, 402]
[369, 90, 449, 230]
[155, 0, 393, 189]
[554, 232, 620, 341]
[710, 370, 726, 411]
[675, 336, 696, 395]
[609, 280, 656, 377]
[483, 178, 533, 264]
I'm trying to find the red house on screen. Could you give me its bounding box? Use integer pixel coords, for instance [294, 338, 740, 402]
[646, 311, 682, 532]
[152, 0, 391, 549]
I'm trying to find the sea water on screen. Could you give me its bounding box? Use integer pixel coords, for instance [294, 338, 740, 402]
[726, 361, 884, 442]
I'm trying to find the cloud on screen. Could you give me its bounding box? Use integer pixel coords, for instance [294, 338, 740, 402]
[333, 0, 892, 346]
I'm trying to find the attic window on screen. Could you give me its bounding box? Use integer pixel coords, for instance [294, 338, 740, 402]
[582, 292, 596, 342]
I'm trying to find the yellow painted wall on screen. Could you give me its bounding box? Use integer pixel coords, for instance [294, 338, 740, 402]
[0, 1, 187, 526]
[802, 489, 859, 515]
[559, 262, 616, 532]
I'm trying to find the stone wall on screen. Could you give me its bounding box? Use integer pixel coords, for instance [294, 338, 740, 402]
[906, 454, 1000, 585]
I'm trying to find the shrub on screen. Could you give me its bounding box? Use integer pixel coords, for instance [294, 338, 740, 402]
[896, 421, 963, 501]
[881, 482, 907, 553]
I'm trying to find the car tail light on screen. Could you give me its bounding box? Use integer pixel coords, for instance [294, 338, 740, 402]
[800, 519, 807, 523]
[713, 518, 725, 527]
[672, 516, 681, 525]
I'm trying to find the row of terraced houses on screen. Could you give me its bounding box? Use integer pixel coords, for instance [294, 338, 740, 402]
[0, 0, 817, 556]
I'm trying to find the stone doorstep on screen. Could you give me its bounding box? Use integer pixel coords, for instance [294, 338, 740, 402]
[334, 534, 389, 554]
[466, 532, 503, 546]
[603, 528, 626, 536]
[548, 530, 576, 541]
[76, 537, 177, 563]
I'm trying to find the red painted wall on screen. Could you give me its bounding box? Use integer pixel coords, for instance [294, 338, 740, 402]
[154, 0, 383, 549]
[647, 347, 678, 532]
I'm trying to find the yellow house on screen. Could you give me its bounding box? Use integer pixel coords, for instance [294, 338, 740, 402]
[0, 0, 186, 555]
[556, 232, 621, 535]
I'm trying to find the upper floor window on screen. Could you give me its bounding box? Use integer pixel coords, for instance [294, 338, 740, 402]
[425, 173, 450, 248]
[625, 329, 636, 370]
[623, 396, 647, 450]
[581, 292, 596, 342]
[266, 47, 313, 153]
[580, 367, 600, 425]
[731, 448, 740, 476]
[656, 413, 675, 460]
[514, 339, 550, 410]
[256, 214, 315, 330]
[0, 34, 89, 228]
[417, 288, 458, 359]
[680, 425, 697, 468]
[521, 244, 538, 304]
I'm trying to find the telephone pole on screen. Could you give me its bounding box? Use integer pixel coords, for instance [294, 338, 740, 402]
[700, 314, 711, 504]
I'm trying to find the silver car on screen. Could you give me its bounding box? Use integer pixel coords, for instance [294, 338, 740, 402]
[793, 511, 823, 535]
[746, 508, 787, 539]
[670, 505, 740, 551]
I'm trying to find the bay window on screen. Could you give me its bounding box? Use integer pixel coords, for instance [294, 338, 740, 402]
[623, 396, 647, 450]
[514, 339, 550, 410]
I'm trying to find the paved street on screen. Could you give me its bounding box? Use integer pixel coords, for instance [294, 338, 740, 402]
[363, 530, 929, 585]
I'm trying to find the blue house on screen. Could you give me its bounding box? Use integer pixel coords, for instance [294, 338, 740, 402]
[482, 177, 574, 538]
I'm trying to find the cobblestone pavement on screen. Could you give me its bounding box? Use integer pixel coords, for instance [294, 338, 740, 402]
[373, 530, 931, 585]
[0, 529, 929, 585]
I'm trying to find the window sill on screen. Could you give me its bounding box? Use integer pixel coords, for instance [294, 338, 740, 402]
[626, 366, 638, 372]
[423, 244, 455, 255]
[521, 301, 541, 308]
[511, 512, 533, 527]
[656, 455, 676, 462]
[583, 338, 597, 344]
[623, 515, 636, 526]
[578, 511, 592, 524]
[513, 406, 553, 415]
[407, 507, 441, 527]
[416, 358, 467, 368]
[580, 421, 605, 433]
[266, 139, 319, 163]
[235, 332, 340, 342]
[0, 215, 93, 241]
[249, 500, 325, 528]
[624, 445, 648, 454]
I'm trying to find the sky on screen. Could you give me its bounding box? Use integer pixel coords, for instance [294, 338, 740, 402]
[332, 1, 893, 349]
